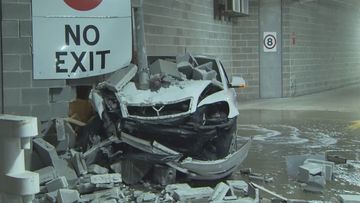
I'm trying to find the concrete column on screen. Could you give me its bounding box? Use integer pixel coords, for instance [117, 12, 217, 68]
[0, 115, 40, 203]
[259, 0, 282, 98]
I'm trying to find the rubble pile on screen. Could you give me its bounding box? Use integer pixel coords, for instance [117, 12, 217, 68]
[30, 117, 257, 203]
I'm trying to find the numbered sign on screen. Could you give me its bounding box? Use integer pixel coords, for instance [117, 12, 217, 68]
[263, 32, 277, 52]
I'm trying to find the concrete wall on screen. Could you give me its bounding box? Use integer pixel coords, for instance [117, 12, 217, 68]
[232, 0, 260, 100]
[2, 0, 74, 122]
[282, 0, 360, 96]
[143, 0, 261, 100]
[143, 0, 234, 74]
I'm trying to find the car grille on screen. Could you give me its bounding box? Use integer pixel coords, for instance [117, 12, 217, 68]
[127, 99, 191, 118]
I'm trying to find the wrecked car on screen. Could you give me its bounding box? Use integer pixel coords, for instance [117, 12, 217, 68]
[88, 53, 250, 180]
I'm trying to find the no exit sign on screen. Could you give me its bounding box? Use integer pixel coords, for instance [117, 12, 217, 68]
[32, 0, 132, 79]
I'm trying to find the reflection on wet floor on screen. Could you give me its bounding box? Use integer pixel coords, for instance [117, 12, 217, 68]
[234, 110, 360, 201]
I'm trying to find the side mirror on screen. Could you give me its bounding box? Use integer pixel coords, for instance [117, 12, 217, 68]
[230, 76, 246, 88]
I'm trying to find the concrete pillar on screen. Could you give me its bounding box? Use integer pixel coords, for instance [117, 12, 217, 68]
[0, 115, 40, 203]
[259, 0, 282, 98]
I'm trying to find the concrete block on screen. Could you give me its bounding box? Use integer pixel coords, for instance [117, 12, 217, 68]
[110, 162, 122, 173]
[21, 55, 33, 71]
[33, 138, 59, 166]
[326, 154, 346, 165]
[177, 62, 194, 79]
[45, 176, 68, 192]
[152, 164, 176, 186]
[56, 189, 80, 203]
[3, 54, 20, 71]
[45, 191, 58, 203]
[90, 174, 122, 184]
[2, 20, 19, 37]
[2, 3, 31, 20]
[88, 164, 109, 175]
[3, 105, 31, 116]
[304, 159, 334, 181]
[297, 163, 324, 183]
[165, 183, 192, 193]
[80, 188, 121, 202]
[35, 166, 58, 185]
[3, 71, 31, 88]
[49, 87, 76, 103]
[3, 37, 31, 54]
[4, 88, 21, 106]
[20, 20, 32, 36]
[22, 88, 49, 105]
[172, 186, 214, 202]
[102, 64, 138, 92]
[71, 151, 88, 176]
[43, 118, 76, 152]
[50, 102, 69, 118]
[303, 175, 326, 194]
[53, 159, 78, 186]
[136, 192, 157, 202]
[339, 194, 360, 203]
[209, 182, 231, 202]
[32, 80, 66, 88]
[226, 180, 248, 194]
[150, 59, 182, 79]
[33, 138, 78, 185]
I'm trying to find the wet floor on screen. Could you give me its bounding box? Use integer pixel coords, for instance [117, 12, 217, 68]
[233, 110, 360, 201]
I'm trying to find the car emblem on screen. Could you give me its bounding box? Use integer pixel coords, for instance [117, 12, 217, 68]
[152, 105, 165, 116]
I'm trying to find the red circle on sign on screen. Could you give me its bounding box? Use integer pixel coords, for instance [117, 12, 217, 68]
[64, 0, 103, 11]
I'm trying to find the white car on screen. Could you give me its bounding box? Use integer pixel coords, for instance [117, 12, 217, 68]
[90, 54, 250, 180]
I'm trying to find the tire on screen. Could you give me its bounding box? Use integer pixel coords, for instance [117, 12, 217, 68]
[214, 117, 238, 159]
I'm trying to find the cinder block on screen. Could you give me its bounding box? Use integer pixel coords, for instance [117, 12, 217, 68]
[32, 80, 66, 88]
[298, 163, 324, 183]
[4, 88, 21, 106]
[3, 54, 20, 71]
[173, 186, 214, 202]
[20, 20, 32, 36]
[35, 166, 58, 185]
[20, 55, 33, 71]
[56, 189, 80, 203]
[22, 88, 49, 105]
[80, 188, 121, 202]
[50, 102, 69, 118]
[88, 164, 109, 175]
[90, 174, 122, 184]
[339, 194, 360, 203]
[3, 105, 31, 116]
[304, 159, 334, 181]
[2, 37, 31, 54]
[71, 151, 88, 176]
[150, 59, 182, 79]
[2, 20, 19, 37]
[209, 182, 231, 202]
[31, 104, 52, 122]
[33, 138, 59, 166]
[46, 176, 68, 192]
[2, 3, 31, 20]
[3, 71, 31, 88]
[49, 87, 76, 103]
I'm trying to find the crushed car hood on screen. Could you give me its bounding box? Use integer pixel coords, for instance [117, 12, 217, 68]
[116, 80, 212, 114]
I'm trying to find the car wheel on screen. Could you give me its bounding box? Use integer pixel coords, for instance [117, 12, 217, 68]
[198, 117, 237, 160]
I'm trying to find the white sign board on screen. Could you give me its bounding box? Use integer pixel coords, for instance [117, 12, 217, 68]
[32, 0, 132, 79]
[263, 32, 277, 52]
